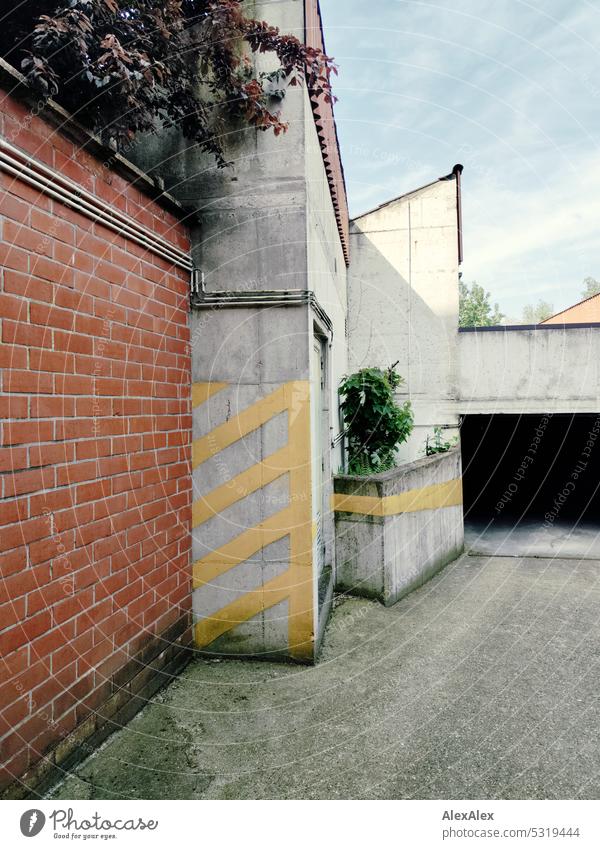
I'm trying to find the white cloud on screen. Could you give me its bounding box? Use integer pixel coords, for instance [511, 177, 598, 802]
[323, 0, 600, 314]
[467, 146, 600, 256]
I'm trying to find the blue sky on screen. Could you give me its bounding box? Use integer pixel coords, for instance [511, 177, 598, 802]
[321, 0, 600, 319]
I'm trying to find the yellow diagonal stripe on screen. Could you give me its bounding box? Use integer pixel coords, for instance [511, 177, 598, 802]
[284, 380, 313, 659]
[332, 478, 463, 517]
[193, 506, 294, 588]
[192, 444, 291, 528]
[191, 379, 314, 662]
[192, 382, 299, 469]
[192, 381, 228, 408]
[194, 569, 292, 648]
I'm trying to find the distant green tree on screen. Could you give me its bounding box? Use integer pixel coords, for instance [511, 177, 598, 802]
[522, 300, 554, 324]
[458, 281, 505, 327]
[581, 277, 600, 299]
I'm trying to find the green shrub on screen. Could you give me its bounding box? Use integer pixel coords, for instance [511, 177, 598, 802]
[424, 426, 458, 456]
[339, 364, 413, 475]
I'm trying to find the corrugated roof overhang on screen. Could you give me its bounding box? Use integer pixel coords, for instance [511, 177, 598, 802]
[304, 0, 350, 266]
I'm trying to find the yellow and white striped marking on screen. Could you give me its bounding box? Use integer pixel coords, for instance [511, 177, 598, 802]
[332, 478, 463, 517]
[192, 381, 314, 661]
[192, 381, 228, 408]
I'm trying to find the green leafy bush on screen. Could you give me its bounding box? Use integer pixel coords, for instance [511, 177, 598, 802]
[339, 364, 413, 475]
[424, 426, 458, 456]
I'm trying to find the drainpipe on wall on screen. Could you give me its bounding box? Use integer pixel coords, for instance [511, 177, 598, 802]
[453, 163, 464, 265]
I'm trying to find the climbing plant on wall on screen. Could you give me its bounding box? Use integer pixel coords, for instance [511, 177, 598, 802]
[0, 0, 336, 167]
[339, 364, 413, 475]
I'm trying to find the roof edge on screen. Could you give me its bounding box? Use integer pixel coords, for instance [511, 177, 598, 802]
[541, 289, 600, 323]
[305, 1, 350, 266]
[350, 164, 463, 223]
[459, 322, 600, 332]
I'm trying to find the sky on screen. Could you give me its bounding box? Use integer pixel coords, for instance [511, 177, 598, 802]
[320, 0, 600, 320]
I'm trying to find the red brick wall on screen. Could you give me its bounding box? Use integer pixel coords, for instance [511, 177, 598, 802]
[0, 90, 192, 794]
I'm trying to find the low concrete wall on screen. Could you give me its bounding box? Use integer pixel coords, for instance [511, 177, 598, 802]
[333, 450, 464, 605]
[458, 326, 600, 415]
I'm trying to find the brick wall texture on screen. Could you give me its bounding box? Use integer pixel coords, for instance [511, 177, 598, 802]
[0, 89, 193, 795]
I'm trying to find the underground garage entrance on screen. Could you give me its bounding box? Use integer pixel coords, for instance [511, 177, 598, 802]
[461, 413, 600, 558]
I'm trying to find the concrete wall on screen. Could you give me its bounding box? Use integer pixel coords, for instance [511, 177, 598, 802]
[334, 450, 464, 606]
[306, 92, 347, 445]
[347, 176, 461, 462]
[305, 101, 348, 640]
[133, 0, 347, 662]
[458, 327, 600, 414]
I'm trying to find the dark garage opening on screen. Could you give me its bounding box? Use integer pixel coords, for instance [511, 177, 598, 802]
[461, 413, 600, 557]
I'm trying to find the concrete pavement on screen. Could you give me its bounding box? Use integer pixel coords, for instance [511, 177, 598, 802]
[465, 520, 600, 560]
[49, 553, 600, 800]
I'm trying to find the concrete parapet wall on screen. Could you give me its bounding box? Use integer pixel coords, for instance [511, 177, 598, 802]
[333, 450, 464, 605]
[458, 326, 600, 414]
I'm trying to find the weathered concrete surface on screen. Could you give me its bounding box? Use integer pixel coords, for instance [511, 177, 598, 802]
[335, 450, 464, 605]
[48, 553, 600, 800]
[132, 0, 347, 662]
[466, 520, 600, 560]
[347, 176, 462, 462]
[458, 326, 600, 415]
